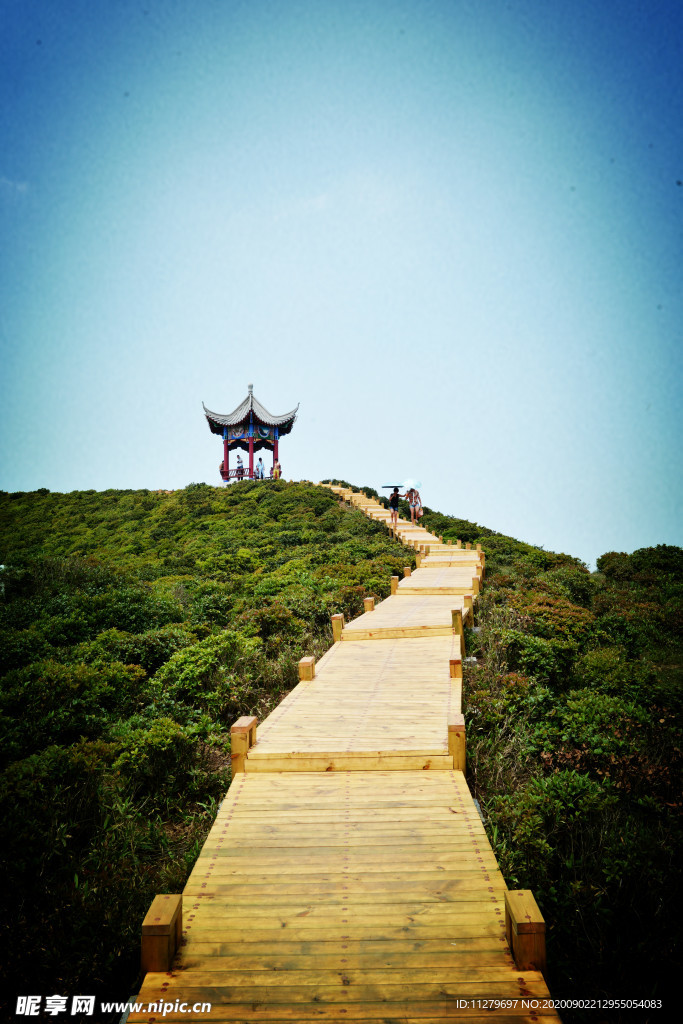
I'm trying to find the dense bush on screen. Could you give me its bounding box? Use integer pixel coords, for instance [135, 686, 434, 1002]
[73, 623, 195, 674]
[0, 659, 147, 766]
[151, 630, 263, 721]
[466, 534, 682, 1020]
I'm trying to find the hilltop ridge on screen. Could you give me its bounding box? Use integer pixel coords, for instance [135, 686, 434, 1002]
[0, 481, 680, 1019]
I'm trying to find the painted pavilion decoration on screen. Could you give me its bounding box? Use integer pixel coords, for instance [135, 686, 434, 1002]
[203, 385, 299, 482]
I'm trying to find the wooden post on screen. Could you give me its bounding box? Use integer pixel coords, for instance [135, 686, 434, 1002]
[448, 714, 466, 772]
[449, 657, 462, 680]
[415, 552, 422, 568]
[438, 535, 443, 542]
[451, 608, 465, 648]
[456, 539, 462, 549]
[504, 890, 547, 976]
[298, 656, 315, 681]
[331, 613, 344, 642]
[141, 894, 182, 974]
[464, 595, 473, 622]
[476, 543, 482, 552]
[363, 597, 375, 613]
[472, 575, 480, 596]
[403, 566, 411, 577]
[465, 542, 471, 550]
[231, 715, 257, 774]
[391, 576, 399, 595]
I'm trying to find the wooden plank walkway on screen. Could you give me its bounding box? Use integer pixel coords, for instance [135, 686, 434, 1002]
[341, 594, 468, 640]
[248, 636, 461, 769]
[132, 485, 561, 1022]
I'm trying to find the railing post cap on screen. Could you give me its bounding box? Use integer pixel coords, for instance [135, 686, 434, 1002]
[231, 714, 258, 733]
[504, 889, 546, 933]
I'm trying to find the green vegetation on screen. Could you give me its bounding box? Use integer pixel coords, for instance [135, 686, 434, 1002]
[456, 531, 682, 1018]
[0, 482, 412, 1008]
[0, 482, 680, 1021]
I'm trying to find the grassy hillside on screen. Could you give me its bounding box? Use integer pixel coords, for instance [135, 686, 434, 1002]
[458, 536, 682, 1016]
[0, 481, 680, 1021]
[0, 482, 413, 1011]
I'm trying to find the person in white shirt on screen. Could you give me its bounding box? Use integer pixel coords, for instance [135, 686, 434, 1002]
[406, 488, 421, 525]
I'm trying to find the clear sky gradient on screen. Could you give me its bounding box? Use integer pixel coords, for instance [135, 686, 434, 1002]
[1, 0, 681, 567]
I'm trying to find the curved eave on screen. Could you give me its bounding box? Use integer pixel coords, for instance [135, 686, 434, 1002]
[203, 400, 299, 436]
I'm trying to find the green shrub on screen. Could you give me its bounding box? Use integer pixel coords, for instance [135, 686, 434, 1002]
[529, 689, 648, 758]
[489, 770, 618, 889]
[236, 601, 308, 655]
[598, 544, 683, 583]
[0, 743, 109, 880]
[73, 623, 194, 674]
[572, 647, 632, 694]
[543, 565, 595, 607]
[111, 717, 202, 809]
[495, 628, 577, 685]
[510, 591, 594, 646]
[151, 630, 262, 720]
[0, 626, 51, 673]
[188, 582, 235, 625]
[0, 660, 147, 766]
[593, 605, 666, 657]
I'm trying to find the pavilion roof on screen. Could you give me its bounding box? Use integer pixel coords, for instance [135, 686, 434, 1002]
[203, 386, 299, 436]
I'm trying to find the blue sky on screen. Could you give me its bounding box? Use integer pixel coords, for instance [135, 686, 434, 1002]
[1, 0, 681, 568]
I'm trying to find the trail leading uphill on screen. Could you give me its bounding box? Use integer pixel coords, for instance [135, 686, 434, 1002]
[131, 483, 561, 1022]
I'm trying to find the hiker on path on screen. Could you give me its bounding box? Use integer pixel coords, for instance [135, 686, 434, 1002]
[406, 487, 422, 525]
[388, 487, 404, 528]
[236, 454, 244, 480]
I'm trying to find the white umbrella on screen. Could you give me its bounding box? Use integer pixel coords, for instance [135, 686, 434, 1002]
[381, 479, 423, 490]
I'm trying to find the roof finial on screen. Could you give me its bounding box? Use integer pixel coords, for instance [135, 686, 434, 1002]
[248, 383, 253, 394]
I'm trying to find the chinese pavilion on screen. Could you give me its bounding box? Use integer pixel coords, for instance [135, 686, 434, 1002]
[203, 385, 299, 482]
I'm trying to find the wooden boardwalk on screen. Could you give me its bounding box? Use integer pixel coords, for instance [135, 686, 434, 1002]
[132, 486, 561, 1022]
